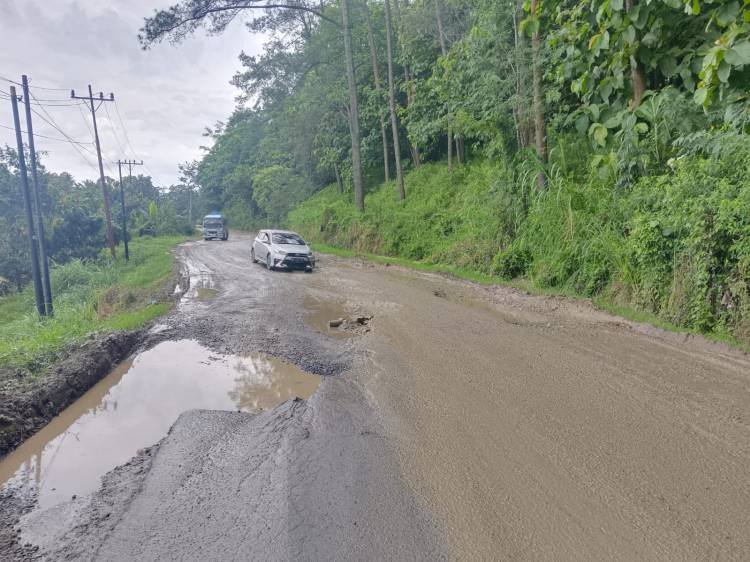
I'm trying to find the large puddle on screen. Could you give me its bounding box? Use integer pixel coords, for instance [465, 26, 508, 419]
[0, 340, 320, 510]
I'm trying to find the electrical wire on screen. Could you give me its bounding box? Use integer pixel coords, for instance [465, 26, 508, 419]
[104, 102, 128, 158]
[28, 105, 100, 174]
[113, 100, 158, 181]
[0, 74, 70, 92]
[0, 122, 95, 145]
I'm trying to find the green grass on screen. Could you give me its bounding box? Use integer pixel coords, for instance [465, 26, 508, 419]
[315, 242, 750, 353]
[291, 157, 750, 351]
[0, 236, 185, 375]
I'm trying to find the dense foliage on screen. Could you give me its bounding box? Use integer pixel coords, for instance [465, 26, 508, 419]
[0, 149, 193, 294]
[141, 0, 750, 342]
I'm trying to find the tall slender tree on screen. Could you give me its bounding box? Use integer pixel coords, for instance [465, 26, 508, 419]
[384, 0, 406, 200]
[138, 0, 366, 210]
[365, 1, 391, 183]
[529, 0, 547, 189]
[340, 0, 365, 210]
[434, 0, 453, 172]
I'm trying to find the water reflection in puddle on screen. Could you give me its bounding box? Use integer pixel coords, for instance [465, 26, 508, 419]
[0, 340, 320, 510]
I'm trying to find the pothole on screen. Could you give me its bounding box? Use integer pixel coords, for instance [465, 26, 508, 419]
[303, 295, 372, 338]
[0, 340, 319, 511]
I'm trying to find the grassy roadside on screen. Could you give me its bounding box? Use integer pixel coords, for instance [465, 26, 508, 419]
[0, 236, 186, 375]
[314, 243, 750, 354]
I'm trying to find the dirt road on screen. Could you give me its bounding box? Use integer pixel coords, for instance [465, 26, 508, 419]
[12, 234, 750, 560]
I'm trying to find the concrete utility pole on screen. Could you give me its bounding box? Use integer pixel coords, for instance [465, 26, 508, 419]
[116, 159, 143, 261]
[72, 86, 116, 259]
[9, 86, 45, 316]
[21, 75, 53, 316]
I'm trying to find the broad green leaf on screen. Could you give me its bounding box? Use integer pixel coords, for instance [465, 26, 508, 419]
[603, 114, 622, 128]
[611, 0, 624, 10]
[659, 56, 678, 76]
[717, 60, 731, 82]
[622, 112, 637, 130]
[623, 25, 636, 44]
[662, 0, 681, 8]
[643, 31, 658, 47]
[693, 86, 708, 105]
[716, 1, 740, 26]
[575, 114, 590, 134]
[725, 41, 750, 65]
[590, 123, 609, 146]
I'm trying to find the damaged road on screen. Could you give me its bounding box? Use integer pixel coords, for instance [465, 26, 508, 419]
[4, 233, 750, 560]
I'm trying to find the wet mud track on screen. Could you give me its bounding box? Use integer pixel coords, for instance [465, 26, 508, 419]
[4, 233, 750, 560]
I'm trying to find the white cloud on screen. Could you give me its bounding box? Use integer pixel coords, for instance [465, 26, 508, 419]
[0, 0, 265, 185]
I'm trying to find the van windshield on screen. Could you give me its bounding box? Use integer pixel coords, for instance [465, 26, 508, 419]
[204, 219, 223, 227]
[272, 233, 305, 245]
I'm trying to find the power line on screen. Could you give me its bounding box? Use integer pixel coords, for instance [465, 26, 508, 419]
[29, 106, 100, 174]
[29, 107, 97, 157]
[0, 122, 94, 145]
[0, 74, 69, 92]
[113, 100, 158, 181]
[104, 103, 128, 158]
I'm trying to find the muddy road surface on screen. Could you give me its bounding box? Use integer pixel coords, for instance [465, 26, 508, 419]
[5, 233, 750, 560]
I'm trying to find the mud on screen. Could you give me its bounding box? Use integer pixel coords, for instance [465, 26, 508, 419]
[0, 341, 319, 511]
[5, 234, 750, 561]
[0, 331, 142, 459]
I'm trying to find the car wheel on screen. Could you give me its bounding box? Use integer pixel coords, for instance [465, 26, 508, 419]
[266, 253, 273, 270]
[251, 248, 256, 263]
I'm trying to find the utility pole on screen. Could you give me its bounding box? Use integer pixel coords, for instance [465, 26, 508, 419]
[10, 86, 45, 316]
[116, 159, 143, 261]
[72, 85, 116, 259]
[21, 75, 53, 316]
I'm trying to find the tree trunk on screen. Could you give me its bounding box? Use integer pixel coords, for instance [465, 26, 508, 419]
[392, 0, 421, 168]
[624, 0, 646, 108]
[334, 162, 344, 194]
[384, 0, 406, 201]
[341, 0, 365, 211]
[456, 135, 465, 165]
[365, 1, 391, 183]
[530, 0, 547, 190]
[513, 0, 531, 150]
[434, 0, 453, 171]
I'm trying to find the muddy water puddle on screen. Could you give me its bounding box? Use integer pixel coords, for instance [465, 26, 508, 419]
[0, 340, 319, 510]
[303, 295, 356, 338]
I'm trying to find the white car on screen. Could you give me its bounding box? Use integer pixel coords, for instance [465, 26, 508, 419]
[251, 230, 315, 272]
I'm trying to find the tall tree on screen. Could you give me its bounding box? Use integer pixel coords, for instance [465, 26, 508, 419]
[364, 1, 391, 183]
[139, 0, 366, 211]
[528, 0, 547, 189]
[340, 0, 365, 211]
[434, 0, 453, 171]
[384, 0, 406, 200]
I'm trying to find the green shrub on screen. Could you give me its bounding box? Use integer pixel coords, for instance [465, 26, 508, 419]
[289, 149, 750, 345]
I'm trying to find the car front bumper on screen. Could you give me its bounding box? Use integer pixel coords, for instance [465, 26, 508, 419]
[274, 255, 314, 270]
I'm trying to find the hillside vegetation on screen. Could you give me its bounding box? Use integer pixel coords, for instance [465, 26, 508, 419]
[138, 0, 750, 346]
[0, 236, 184, 374]
[290, 149, 750, 345]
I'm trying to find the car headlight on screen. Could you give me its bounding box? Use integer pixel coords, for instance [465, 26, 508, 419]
[276, 249, 287, 255]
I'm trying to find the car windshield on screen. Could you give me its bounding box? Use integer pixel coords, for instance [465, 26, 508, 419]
[272, 233, 305, 245]
[204, 219, 223, 227]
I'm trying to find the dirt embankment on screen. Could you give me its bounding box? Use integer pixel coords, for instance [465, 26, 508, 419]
[0, 331, 143, 458]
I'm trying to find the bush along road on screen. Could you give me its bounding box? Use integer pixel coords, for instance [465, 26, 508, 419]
[3, 233, 750, 560]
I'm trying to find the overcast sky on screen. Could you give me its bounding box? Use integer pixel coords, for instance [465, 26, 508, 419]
[0, 0, 265, 186]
